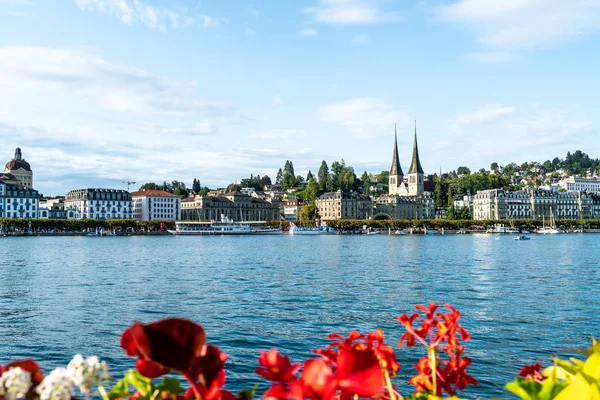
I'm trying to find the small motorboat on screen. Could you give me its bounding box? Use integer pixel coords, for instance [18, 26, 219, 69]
[514, 235, 530, 241]
[394, 229, 408, 235]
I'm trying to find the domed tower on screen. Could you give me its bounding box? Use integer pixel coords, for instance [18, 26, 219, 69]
[4, 147, 33, 188]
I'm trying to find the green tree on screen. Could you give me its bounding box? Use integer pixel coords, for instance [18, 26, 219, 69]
[361, 171, 371, 196]
[491, 162, 499, 171]
[318, 161, 331, 192]
[139, 182, 158, 191]
[192, 178, 201, 194]
[172, 181, 189, 197]
[456, 166, 471, 175]
[305, 177, 319, 201]
[457, 206, 471, 219]
[434, 175, 444, 209]
[275, 169, 283, 186]
[306, 171, 314, 181]
[298, 203, 320, 225]
[260, 175, 272, 188]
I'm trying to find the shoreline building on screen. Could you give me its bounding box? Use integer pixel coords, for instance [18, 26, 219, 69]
[472, 189, 599, 220]
[39, 197, 76, 219]
[181, 192, 280, 221]
[558, 177, 600, 193]
[315, 190, 373, 220]
[4, 148, 33, 189]
[132, 189, 181, 221]
[0, 179, 40, 219]
[65, 189, 133, 220]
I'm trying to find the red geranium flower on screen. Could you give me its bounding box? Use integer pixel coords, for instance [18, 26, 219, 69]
[335, 347, 384, 398]
[518, 363, 546, 382]
[256, 349, 301, 383]
[300, 359, 337, 400]
[2, 359, 45, 387]
[121, 318, 206, 379]
[263, 380, 304, 400]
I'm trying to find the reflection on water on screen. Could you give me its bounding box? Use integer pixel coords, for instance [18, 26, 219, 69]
[1, 234, 599, 398]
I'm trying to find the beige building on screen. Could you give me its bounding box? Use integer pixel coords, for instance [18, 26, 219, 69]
[4, 148, 33, 188]
[373, 194, 435, 220]
[388, 123, 425, 197]
[473, 189, 596, 220]
[315, 190, 372, 220]
[181, 192, 280, 221]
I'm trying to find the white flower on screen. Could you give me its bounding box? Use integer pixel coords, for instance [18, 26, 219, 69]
[0, 367, 32, 400]
[36, 368, 74, 400]
[66, 355, 110, 394]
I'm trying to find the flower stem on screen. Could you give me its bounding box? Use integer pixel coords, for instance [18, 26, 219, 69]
[383, 369, 397, 400]
[98, 385, 110, 400]
[428, 346, 437, 395]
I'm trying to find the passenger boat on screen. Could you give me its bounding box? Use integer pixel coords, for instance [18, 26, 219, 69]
[289, 222, 336, 235]
[168, 215, 281, 235]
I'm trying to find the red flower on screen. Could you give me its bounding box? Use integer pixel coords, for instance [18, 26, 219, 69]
[301, 359, 337, 400]
[263, 380, 304, 400]
[256, 349, 301, 383]
[518, 363, 546, 382]
[335, 347, 384, 398]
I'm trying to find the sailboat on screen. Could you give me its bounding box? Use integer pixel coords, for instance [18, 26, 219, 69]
[537, 210, 565, 234]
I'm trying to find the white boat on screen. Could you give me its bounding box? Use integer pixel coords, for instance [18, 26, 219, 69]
[537, 211, 565, 234]
[487, 224, 519, 234]
[394, 229, 409, 235]
[168, 215, 281, 235]
[289, 222, 336, 235]
[366, 230, 381, 235]
[514, 235, 531, 241]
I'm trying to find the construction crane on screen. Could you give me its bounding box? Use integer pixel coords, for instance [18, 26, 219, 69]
[106, 178, 136, 191]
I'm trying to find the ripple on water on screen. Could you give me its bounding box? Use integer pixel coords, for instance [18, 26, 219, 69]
[1, 234, 599, 398]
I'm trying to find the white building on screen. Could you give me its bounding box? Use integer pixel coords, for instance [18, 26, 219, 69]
[65, 188, 133, 220]
[558, 177, 600, 193]
[132, 189, 181, 221]
[281, 198, 301, 221]
[0, 179, 40, 219]
[39, 197, 76, 219]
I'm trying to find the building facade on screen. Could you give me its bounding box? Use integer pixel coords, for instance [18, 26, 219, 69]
[0, 180, 40, 219]
[315, 190, 373, 220]
[4, 148, 33, 188]
[64, 189, 133, 220]
[181, 193, 280, 221]
[132, 190, 181, 221]
[281, 198, 301, 221]
[39, 197, 76, 219]
[558, 177, 600, 192]
[373, 194, 435, 220]
[473, 189, 596, 220]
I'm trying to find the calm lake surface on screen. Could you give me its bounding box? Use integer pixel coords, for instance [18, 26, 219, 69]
[1, 234, 599, 398]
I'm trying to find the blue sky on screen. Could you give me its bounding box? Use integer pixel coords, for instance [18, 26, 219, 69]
[0, 0, 599, 195]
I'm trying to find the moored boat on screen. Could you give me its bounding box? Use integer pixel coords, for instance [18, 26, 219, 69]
[168, 215, 281, 235]
[514, 235, 531, 241]
[289, 222, 336, 235]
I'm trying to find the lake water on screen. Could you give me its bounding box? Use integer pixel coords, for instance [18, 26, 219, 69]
[1, 234, 599, 398]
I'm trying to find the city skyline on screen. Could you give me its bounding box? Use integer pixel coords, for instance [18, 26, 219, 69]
[1, 0, 599, 196]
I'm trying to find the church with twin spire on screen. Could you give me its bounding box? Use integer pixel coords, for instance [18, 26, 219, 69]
[371, 122, 434, 220]
[388, 122, 424, 196]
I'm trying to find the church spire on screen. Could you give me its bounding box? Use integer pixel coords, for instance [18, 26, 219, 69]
[408, 120, 424, 174]
[390, 123, 403, 176]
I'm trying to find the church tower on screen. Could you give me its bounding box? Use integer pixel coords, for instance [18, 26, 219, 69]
[408, 121, 424, 196]
[388, 124, 404, 196]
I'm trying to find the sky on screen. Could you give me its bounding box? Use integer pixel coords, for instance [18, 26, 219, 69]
[0, 0, 599, 196]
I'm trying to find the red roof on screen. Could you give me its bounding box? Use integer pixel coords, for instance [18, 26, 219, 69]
[131, 189, 179, 198]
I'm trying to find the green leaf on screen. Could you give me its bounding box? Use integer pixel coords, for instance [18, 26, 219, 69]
[108, 379, 130, 400]
[156, 377, 185, 395]
[237, 384, 259, 400]
[125, 369, 154, 397]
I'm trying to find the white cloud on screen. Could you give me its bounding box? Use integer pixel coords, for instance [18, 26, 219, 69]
[272, 95, 283, 106]
[73, 0, 210, 30]
[160, 122, 217, 135]
[250, 129, 306, 139]
[245, 27, 256, 36]
[438, 0, 600, 50]
[455, 104, 517, 124]
[0, 46, 230, 117]
[351, 34, 369, 45]
[319, 97, 410, 138]
[305, 0, 401, 25]
[299, 28, 318, 37]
